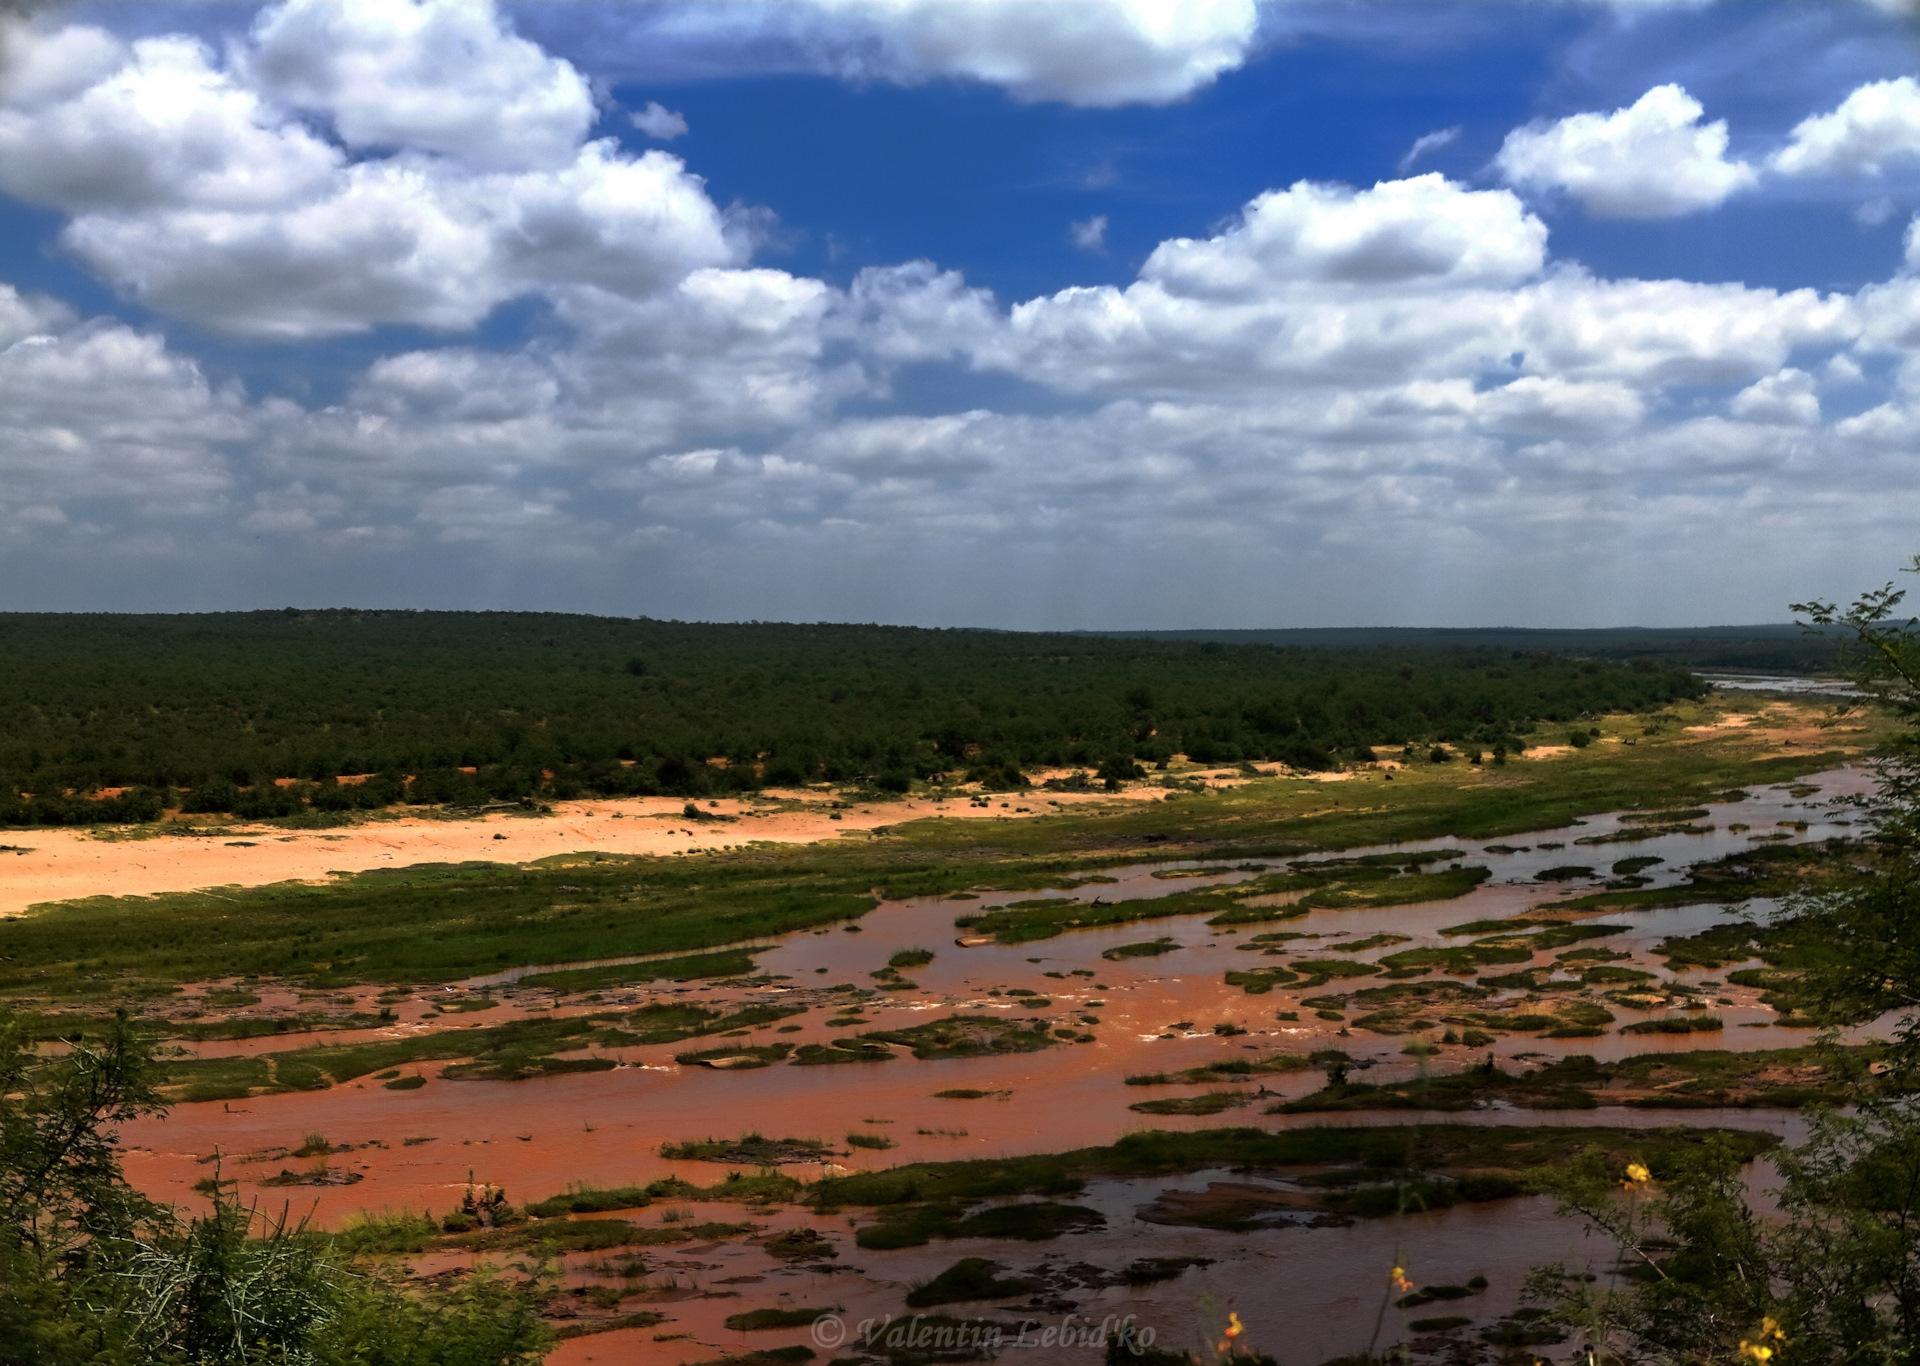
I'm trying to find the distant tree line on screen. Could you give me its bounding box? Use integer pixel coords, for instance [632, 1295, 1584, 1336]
[0, 610, 1706, 824]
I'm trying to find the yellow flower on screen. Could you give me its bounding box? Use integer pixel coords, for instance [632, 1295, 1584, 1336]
[1738, 1317, 1788, 1361]
[1216, 1311, 1245, 1354]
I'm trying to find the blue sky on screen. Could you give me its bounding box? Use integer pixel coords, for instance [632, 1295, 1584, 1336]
[2, 0, 1920, 627]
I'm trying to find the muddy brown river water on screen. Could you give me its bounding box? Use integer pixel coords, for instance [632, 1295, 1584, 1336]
[115, 765, 1880, 1364]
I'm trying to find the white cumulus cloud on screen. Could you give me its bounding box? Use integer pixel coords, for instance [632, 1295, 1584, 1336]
[1496, 84, 1757, 219]
[245, 0, 596, 171]
[0, 30, 340, 213]
[1730, 368, 1821, 426]
[1142, 174, 1547, 295]
[0, 3, 739, 338]
[0, 290, 242, 535]
[1772, 76, 1920, 178]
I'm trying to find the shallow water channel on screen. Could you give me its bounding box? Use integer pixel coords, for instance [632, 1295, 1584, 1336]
[124, 765, 1878, 1364]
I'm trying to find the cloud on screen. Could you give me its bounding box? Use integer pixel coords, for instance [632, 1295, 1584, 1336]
[1729, 368, 1821, 426]
[1857, 196, 1897, 227]
[1495, 84, 1757, 218]
[1772, 75, 1920, 178]
[1140, 174, 1547, 294]
[1069, 214, 1107, 252]
[837, 259, 1001, 366]
[245, 0, 595, 171]
[565, 0, 1261, 107]
[0, 289, 242, 537]
[8, 3, 1920, 627]
[0, 4, 738, 337]
[631, 100, 689, 139]
[58, 143, 737, 338]
[807, 0, 1260, 106]
[218, 166, 1869, 589]
[0, 30, 340, 213]
[1397, 125, 1459, 173]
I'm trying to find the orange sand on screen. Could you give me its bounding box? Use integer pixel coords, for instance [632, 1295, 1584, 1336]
[0, 788, 1161, 919]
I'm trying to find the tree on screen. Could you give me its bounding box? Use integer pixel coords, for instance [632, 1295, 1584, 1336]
[0, 1015, 549, 1366]
[1517, 560, 1920, 1361]
[1790, 561, 1920, 1059]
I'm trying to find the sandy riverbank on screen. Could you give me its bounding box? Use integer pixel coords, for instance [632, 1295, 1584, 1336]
[0, 785, 1165, 919]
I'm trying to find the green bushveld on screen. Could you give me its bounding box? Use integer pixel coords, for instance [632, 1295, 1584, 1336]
[0, 611, 1706, 824]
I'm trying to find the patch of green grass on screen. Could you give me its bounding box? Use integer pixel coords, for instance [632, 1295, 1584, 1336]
[791, 1042, 894, 1065]
[1102, 937, 1181, 961]
[1379, 943, 1533, 975]
[1621, 1015, 1724, 1035]
[1224, 967, 1300, 993]
[155, 998, 808, 1099]
[0, 852, 878, 999]
[1270, 1046, 1877, 1114]
[905, 1258, 1035, 1308]
[661, 1134, 827, 1163]
[450, 1218, 754, 1255]
[1128, 1054, 1311, 1085]
[854, 1014, 1056, 1061]
[525, 1184, 656, 1216]
[814, 1124, 1776, 1242]
[329, 1209, 439, 1256]
[1583, 966, 1655, 986]
[723, 1308, 839, 1331]
[1287, 959, 1383, 988]
[854, 1200, 1104, 1250]
[674, 1043, 794, 1068]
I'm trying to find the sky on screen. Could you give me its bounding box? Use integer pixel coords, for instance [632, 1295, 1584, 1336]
[2, 1, 1920, 628]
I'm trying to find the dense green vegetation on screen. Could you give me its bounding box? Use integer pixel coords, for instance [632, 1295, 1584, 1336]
[0, 1019, 550, 1366]
[0, 610, 1704, 823]
[1100, 623, 1841, 673]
